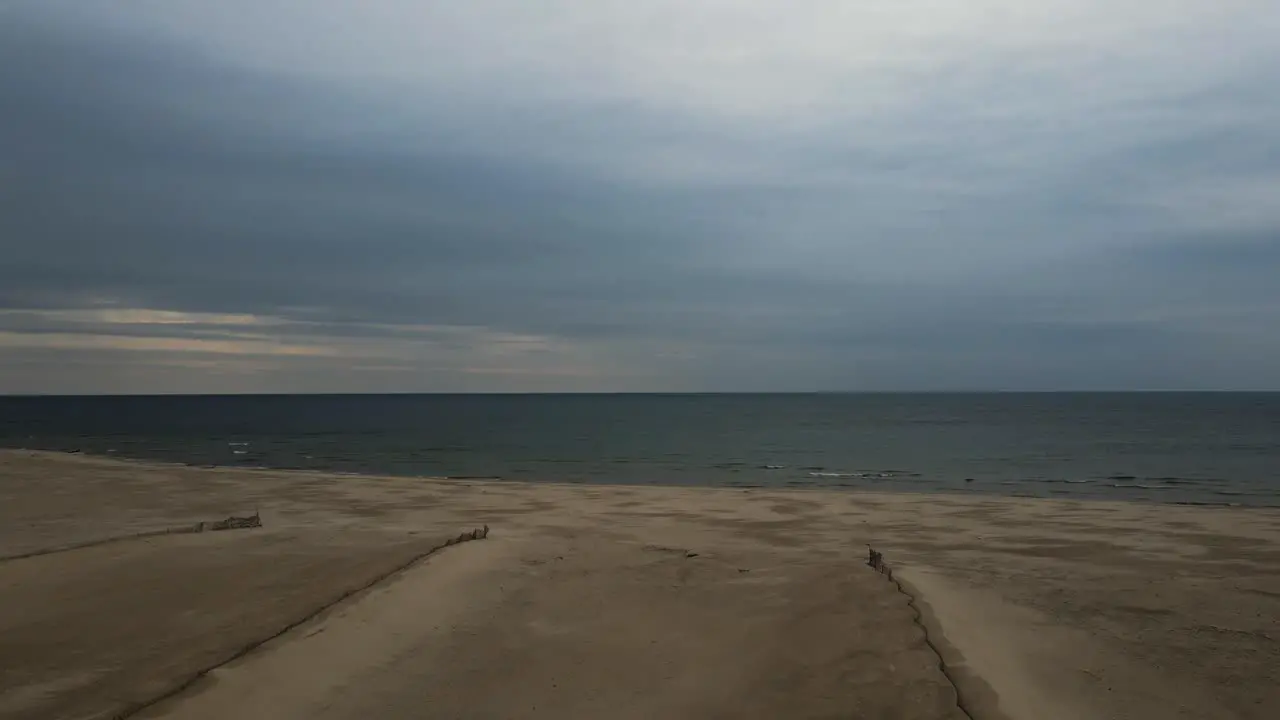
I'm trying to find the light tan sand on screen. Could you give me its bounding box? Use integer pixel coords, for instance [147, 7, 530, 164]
[1, 450, 1278, 720]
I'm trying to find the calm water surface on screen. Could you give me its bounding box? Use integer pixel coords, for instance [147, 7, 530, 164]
[2, 393, 1277, 506]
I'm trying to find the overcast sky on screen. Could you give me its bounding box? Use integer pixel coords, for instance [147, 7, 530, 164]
[2, 1, 1279, 393]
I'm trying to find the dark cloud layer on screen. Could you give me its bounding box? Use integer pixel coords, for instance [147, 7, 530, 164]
[2, 1, 1279, 392]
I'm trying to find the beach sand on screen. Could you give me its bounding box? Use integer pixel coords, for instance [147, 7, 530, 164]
[1, 450, 1277, 720]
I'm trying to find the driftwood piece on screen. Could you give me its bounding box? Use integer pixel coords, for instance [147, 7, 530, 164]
[444, 525, 490, 547]
[198, 511, 262, 533]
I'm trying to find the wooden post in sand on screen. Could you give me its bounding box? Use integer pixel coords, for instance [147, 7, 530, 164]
[867, 546, 883, 570]
[867, 546, 892, 580]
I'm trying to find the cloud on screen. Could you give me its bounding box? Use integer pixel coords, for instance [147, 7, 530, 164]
[2, 0, 1279, 392]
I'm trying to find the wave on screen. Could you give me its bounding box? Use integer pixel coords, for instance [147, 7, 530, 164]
[1103, 476, 1232, 487]
[1145, 476, 1230, 486]
[807, 470, 920, 480]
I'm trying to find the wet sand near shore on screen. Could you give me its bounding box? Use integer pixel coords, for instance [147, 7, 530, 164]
[2, 450, 1277, 719]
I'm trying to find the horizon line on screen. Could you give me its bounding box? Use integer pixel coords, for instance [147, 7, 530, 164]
[3, 389, 1280, 399]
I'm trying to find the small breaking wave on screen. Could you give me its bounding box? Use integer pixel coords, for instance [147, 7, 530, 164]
[807, 470, 921, 480]
[1147, 476, 1230, 486]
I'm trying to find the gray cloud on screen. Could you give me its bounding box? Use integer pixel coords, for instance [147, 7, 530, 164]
[2, 1, 1279, 392]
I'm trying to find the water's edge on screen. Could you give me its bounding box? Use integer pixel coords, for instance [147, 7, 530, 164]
[12, 447, 1275, 510]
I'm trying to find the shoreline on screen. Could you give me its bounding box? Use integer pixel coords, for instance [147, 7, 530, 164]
[2, 450, 1278, 719]
[5, 446, 1273, 510]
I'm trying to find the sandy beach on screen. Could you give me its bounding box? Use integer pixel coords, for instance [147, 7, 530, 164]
[1, 450, 1277, 720]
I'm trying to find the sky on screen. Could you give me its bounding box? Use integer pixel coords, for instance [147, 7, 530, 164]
[2, 0, 1279, 393]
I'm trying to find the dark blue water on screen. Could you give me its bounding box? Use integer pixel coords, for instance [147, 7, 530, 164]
[2, 393, 1278, 506]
